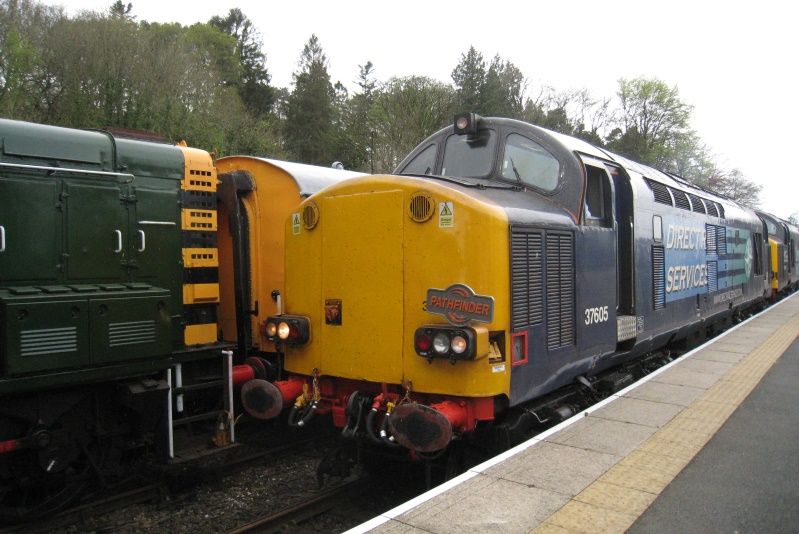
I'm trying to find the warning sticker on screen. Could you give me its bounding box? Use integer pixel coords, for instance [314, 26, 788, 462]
[439, 201, 454, 227]
[291, 213, 301, 235]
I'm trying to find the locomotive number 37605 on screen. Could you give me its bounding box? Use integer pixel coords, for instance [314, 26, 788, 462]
[584, 306, 609, 325]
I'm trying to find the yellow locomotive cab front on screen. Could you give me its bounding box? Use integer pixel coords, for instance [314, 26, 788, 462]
[282, 175, 511, 398]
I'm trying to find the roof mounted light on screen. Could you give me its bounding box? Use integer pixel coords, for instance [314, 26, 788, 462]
[453, 112, 482, 137]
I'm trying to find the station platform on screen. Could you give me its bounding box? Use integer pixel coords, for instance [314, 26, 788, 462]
[348, 292, 799, 533]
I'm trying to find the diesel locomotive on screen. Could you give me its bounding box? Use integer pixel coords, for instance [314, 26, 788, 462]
[241, 114, 776, 454]
[0, 118, 235, 519]
[756, 210, 798, 296]
[0, 120, 361, 520]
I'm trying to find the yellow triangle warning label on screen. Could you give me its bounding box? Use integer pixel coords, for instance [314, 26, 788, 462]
[439, 201, 454, 228]
[292, 212, 301, 235]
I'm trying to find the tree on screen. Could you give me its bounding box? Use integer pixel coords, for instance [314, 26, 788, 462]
[451, 46, 484, 113]
[698, 168, 762, 209]
[606, 77, 693, 167]
[0, 0, 64, 121]
[568, 89, 612, 146]
[109, 1, 133, 20]
[371, 75, 455, 172]
[283, 34, 336, 165]
[335, 61, 377, 171]
[480, 55, 525, 118]
[209, 8, 273, 117]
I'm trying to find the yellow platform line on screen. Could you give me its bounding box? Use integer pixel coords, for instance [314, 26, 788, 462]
[533, 306, 799, 534]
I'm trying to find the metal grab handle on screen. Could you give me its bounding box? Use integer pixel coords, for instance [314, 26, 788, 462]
[137, 230, 146, 252]
[0, 225, 5, 252]
[113, 229, 122, 253]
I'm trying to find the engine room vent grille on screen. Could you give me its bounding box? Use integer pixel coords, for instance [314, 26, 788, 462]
[545, 232, 574, 349]
[687, 193, 706, 214]
[671, 188, 691, 211]
[20, 327, 78, 356]
[706, 224, 718, 254]
[707, 261, 718, 292]
[109, 320, 156, 347]
[717, 226, 727, 254]
[644, 179, 673, 206]
[510, 230, 544, 329]
[706, 201, 720, 218]
[408, 191, 435, 223]
[652, 245, 665, 310]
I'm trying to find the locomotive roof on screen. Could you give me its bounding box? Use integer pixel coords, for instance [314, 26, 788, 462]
[0, 118, 185, 180]
[399, 116, 734, 209]
[223, 156, 365, 197]
[477, 117, 733, 204]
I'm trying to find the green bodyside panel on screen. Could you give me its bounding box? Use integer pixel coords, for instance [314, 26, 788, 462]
[0, 120, 198, 389]
[115, 138, 183, 180]
[131, 186, 181, 281]
[0, 345, 225, 396]
[65, 182, 128, 281]
[1, 287, 174, 375]
[0, 118, 113, 171]
[0, 178, 60, 284]
[2, 298, 90, 374]
[90, 293, 172, 363]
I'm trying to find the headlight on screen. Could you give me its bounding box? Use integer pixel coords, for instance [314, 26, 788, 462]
[277, 321, 291, 340]
[433, 333, 450, 354]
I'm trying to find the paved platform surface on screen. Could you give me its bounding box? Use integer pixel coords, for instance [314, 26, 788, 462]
[348, 292, 799, 534]
[628, 331, 799, 533]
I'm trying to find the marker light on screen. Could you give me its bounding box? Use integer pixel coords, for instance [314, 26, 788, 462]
[415, 333, 432, 352]
[263, 321, 277, 338]
[262, 315, 311, 346]
[451, 335, 468, 354]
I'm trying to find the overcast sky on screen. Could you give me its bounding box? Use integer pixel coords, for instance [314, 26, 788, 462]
[57, 0, 798, 219]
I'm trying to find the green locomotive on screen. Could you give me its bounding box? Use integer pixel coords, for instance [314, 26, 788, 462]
[0, 119, 231, 520]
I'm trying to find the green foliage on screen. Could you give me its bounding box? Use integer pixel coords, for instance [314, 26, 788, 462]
[0, 6, 764, 208]
[283, 34, 336, 165]
[699, 168, 763, 209]
[208, 8, 274, 117]
[371, 76, 455, 172]
[336, 61, 377, 172]
[0, 0, 63, 120]
[606, 77, 693, 167]
[481, 56, 524, 117]
[451, 47, 525, 119]
[0, 0, 279, 157]
[109, 1, 132, 19]
[451, 46, 485, 112]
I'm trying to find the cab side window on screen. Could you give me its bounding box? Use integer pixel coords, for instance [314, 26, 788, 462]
[501, 133, 560, 191]
[583, 165, 612, 227]
[399, 144, 437, 175]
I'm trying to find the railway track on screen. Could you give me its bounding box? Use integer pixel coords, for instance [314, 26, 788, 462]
[0, 432, 334, 533]
[225, 477, 373, 534]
